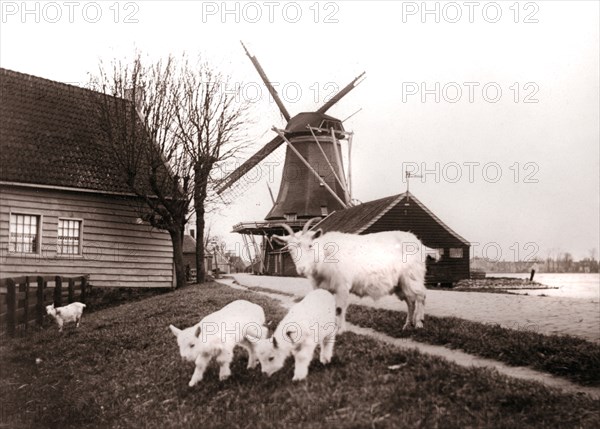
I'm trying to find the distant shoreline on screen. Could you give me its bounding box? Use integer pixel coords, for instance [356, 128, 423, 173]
[429, 278, 557, 295]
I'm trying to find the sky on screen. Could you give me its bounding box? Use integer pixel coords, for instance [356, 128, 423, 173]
[1, 0, 598, 261]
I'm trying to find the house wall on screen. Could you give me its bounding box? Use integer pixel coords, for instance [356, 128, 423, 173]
[0, 185, 174, 288]
[363, 200, 470, 284]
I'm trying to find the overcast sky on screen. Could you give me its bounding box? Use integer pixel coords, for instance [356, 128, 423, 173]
[1, 1, 598, 261]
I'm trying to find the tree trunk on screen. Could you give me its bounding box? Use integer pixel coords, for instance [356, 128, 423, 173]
[169, 226, 186, 288]
[195, 202, 206, 283]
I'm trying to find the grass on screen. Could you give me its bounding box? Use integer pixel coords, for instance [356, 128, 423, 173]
[84, 286, 172, 312]
[0, 282, 598, 429]
[346, 304, 600, 387]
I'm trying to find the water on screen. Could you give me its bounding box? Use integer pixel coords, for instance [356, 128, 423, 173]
[487, 273, 600, 301]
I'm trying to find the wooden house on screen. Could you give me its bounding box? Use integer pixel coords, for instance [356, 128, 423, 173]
[182, 234, 233, 280]
[0, 68, 175, 288]
[261, 192, 470, 285]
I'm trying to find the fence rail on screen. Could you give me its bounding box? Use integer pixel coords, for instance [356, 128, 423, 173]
[0, 275, 89, 337]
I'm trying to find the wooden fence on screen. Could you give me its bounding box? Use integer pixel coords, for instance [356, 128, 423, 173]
[0, 275, 89, 337]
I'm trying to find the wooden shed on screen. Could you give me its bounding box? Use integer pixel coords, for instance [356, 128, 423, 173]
[312, 192, 470, 286]
[0, 68, 175, 288]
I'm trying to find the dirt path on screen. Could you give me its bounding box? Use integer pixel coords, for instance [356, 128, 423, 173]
[219, 276, 600, 399]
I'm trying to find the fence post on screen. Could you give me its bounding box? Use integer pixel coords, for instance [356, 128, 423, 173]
[36, 276, 45, 326]
[54, 276, 62, 307]
[6, 278, 16, 337]
[68, 278, 75, 303]
[22, 277, 30, 331]
[80, 276, 88, 303]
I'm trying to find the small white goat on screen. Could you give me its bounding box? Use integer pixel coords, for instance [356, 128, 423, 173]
[273, 219, 439, 332]
[46, 302, 86, 332]
[169, 300, 267, 387]
[247, 289, 337, 381]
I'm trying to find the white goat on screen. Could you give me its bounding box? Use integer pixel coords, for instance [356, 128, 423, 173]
[247, 289, 337, 381]
[46, 302, 86, 332]
[273, 219, 438, 332]
[169, 300, 267, 387]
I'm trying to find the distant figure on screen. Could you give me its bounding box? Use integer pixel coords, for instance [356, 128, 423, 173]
[530, 263, 539, 281]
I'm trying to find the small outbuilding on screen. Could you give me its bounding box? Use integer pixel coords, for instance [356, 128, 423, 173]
[314, 192, 470, 286]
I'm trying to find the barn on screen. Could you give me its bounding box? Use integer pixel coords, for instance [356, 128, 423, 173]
[250, 192, 470, 285]
[0, 68, 175, 288]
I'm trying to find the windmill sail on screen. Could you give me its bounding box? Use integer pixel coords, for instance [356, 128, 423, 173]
[218, 43, 365, 219]
[216, 134, 284, 194]
[317, 72, 366, 114]
[241, 42, 291, 121]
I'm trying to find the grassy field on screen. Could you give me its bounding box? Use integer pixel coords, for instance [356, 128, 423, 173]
[0, 282, 598, 429]
[238, 283, 600, 387]
[346, 305, 600, 387]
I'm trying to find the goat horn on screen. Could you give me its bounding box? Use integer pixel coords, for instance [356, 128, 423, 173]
[274, 223, 295, 236]
[302, 217, 322, 233]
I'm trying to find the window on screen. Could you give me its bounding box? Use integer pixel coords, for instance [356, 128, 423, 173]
[285, 213, 297, 221]
[321, 206, 329, 216]
[9, 214, 40, 253]
[449, 248, 464, 258]
[58, 219, 82, 255]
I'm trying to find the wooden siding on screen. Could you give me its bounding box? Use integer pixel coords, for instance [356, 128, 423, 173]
[0, 185, 174, 288]
[364, 199, 470, 284]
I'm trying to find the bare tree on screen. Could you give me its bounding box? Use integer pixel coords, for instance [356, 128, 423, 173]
[92, 54, 192, 288]
[173, 59, 250, 283]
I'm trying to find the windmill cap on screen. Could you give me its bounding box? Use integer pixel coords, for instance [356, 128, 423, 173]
[285, 112, 345, 136]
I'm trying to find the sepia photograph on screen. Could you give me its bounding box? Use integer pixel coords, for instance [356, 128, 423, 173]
[1, 1, 598, 427]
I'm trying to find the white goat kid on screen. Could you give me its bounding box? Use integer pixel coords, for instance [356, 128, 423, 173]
[46, 302, 86, 332]
[169, 300, 267, 387]
[247, 289, 337, 381]
[274, 219, 436, 332]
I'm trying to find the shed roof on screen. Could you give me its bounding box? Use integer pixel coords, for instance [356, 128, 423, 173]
[0, 68, 164, 195]
[314, 192, 469, 245]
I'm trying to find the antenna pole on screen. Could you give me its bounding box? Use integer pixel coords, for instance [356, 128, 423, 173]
[405, 171, 423, 200]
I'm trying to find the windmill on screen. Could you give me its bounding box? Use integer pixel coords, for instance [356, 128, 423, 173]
[219, 42, 365, 274]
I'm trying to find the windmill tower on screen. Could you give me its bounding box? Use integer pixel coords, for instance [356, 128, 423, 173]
[217, 43, 365, 274]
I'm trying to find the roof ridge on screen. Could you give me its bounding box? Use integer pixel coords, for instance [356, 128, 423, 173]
[401, 192, 469, 245]
[356, 193, 403, 234]
[1, 67, 102, 99]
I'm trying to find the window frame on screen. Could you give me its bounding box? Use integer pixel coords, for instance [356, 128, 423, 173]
[449, 247, 464, 259]
[8, 211, 43, 256]
[56, 217, 84, 257]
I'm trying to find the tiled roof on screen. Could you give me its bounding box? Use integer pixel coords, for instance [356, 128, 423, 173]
[314, 194, 401, 234]
[314, 192, 469, 244]
[0, 68, 153, 194]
